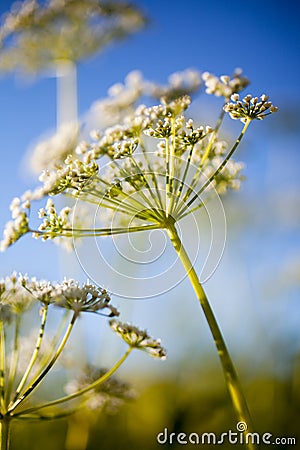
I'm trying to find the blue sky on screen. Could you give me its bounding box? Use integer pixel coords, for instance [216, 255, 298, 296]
[1, 0, 299, 275]
[0, 0, 299, 366]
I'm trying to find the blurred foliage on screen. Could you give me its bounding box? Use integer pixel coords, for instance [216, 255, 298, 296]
[10, 354, 300, 450]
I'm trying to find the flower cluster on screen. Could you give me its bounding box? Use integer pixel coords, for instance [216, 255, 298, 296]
[205, 159, 245, 194]
[90, 68, 202, 129]
[202, 68, 249, 98]
[146, 68, 202, 101]
[0, 272, 118, 318]
[65, 365, 133, 412]
[37, 155, 99, 197]
[0, 272, 35, 321]
[29, 122, 80, 173]
[54, 278, 119, 317]
[0, 198, 30, 251]
[1, 69, 278, 250]
[224, 93, 278, 123]
[0, 271, 167, 424]
[35, 199, 72, 239]
[110, 319, 167, 360]
[28, 69, 202, 174]
[0, 273, 53, 322]
[90, 71, 145, 128]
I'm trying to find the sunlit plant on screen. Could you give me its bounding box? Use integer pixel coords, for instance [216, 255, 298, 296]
[1, 69, 278, 450]
[0, 273, 166, 450]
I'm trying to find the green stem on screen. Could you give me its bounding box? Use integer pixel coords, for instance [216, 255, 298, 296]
[127, 156, 164, 217]
[12, 305, 48, 404]
[166, 222, 257, 450]
[177, 118, 251, 219]
[172, 143, 195, 214]
[32, 310, 70, 379]
[0, 418, 11, 450]
[8, 312, 77, 413]
[165, 135, 171, 217]
[174, 105, 226, 217]
[13, 347, 133, 417]
[168, 117, 176, 216]
[140, 143, 164, 210]
[6, 317, 21, 407]
[0, 324, 5, 414]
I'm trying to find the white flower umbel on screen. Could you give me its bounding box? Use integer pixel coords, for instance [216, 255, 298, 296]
[224, 93, 278, 123]
[53, 278, 119, 317]
[29, 122, 80, 173]
[0, 198, 30, 251]
[110, 320, 167, 360]
[202, 68, 249, 99]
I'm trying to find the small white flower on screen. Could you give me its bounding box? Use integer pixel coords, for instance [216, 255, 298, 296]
[224, 93, 278, 122]
[202, 69, 249, 98]
[110, 320, 167, 360]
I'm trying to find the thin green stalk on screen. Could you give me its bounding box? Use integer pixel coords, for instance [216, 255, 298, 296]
[13, 347, 133, 417]
[174, 106, 226, 216]
[165, 135, 171, 217]
[32, 310, 70, 378]
[84, 175, 152, 214]
[140, 144, 164, 210]
[79, 187, 146, 218]
[0, 418, 11, 450]
[67, 223, 162, 236]
[166, 222, 257, 450]
[125, 156, 164, 217]
[110, 158, 161, 216]
[168, 117, 176, 215]
[13, 409, 77, 421]
[172, 144, 195, 214]
[0, 324, 5, 414]
[8, 312, 77, 413]
[72, 182, 162, 223]
[30, 223, 163, 242]
[199, 104, 226, 168]
[129, 156, 164, 215]
[5, 316, 21, 407]
[177, 118, 251, 219]
[12, 305, 49, 404]
[177, 201, 205, 221]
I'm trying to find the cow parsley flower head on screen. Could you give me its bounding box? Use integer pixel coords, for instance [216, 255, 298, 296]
[1, 68, 278, 250]
[17, 274, 119, 317]
[145, 68, 202, 101]
[202, 68, 249, 98]
[0, 272, 36, 318]
[0, 198, 30, 251]
[224, 93, 278, 123]
[64, 365, 133, 412]
[90, 70, 145, 128]
[29, 122, 80, 174]
[37, 155, 99, 197]
[54, 279, 119, 317]
[110, 319, 167, 360]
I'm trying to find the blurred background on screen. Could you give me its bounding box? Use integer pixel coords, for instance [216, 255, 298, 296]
[0, 0, 300, 448]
